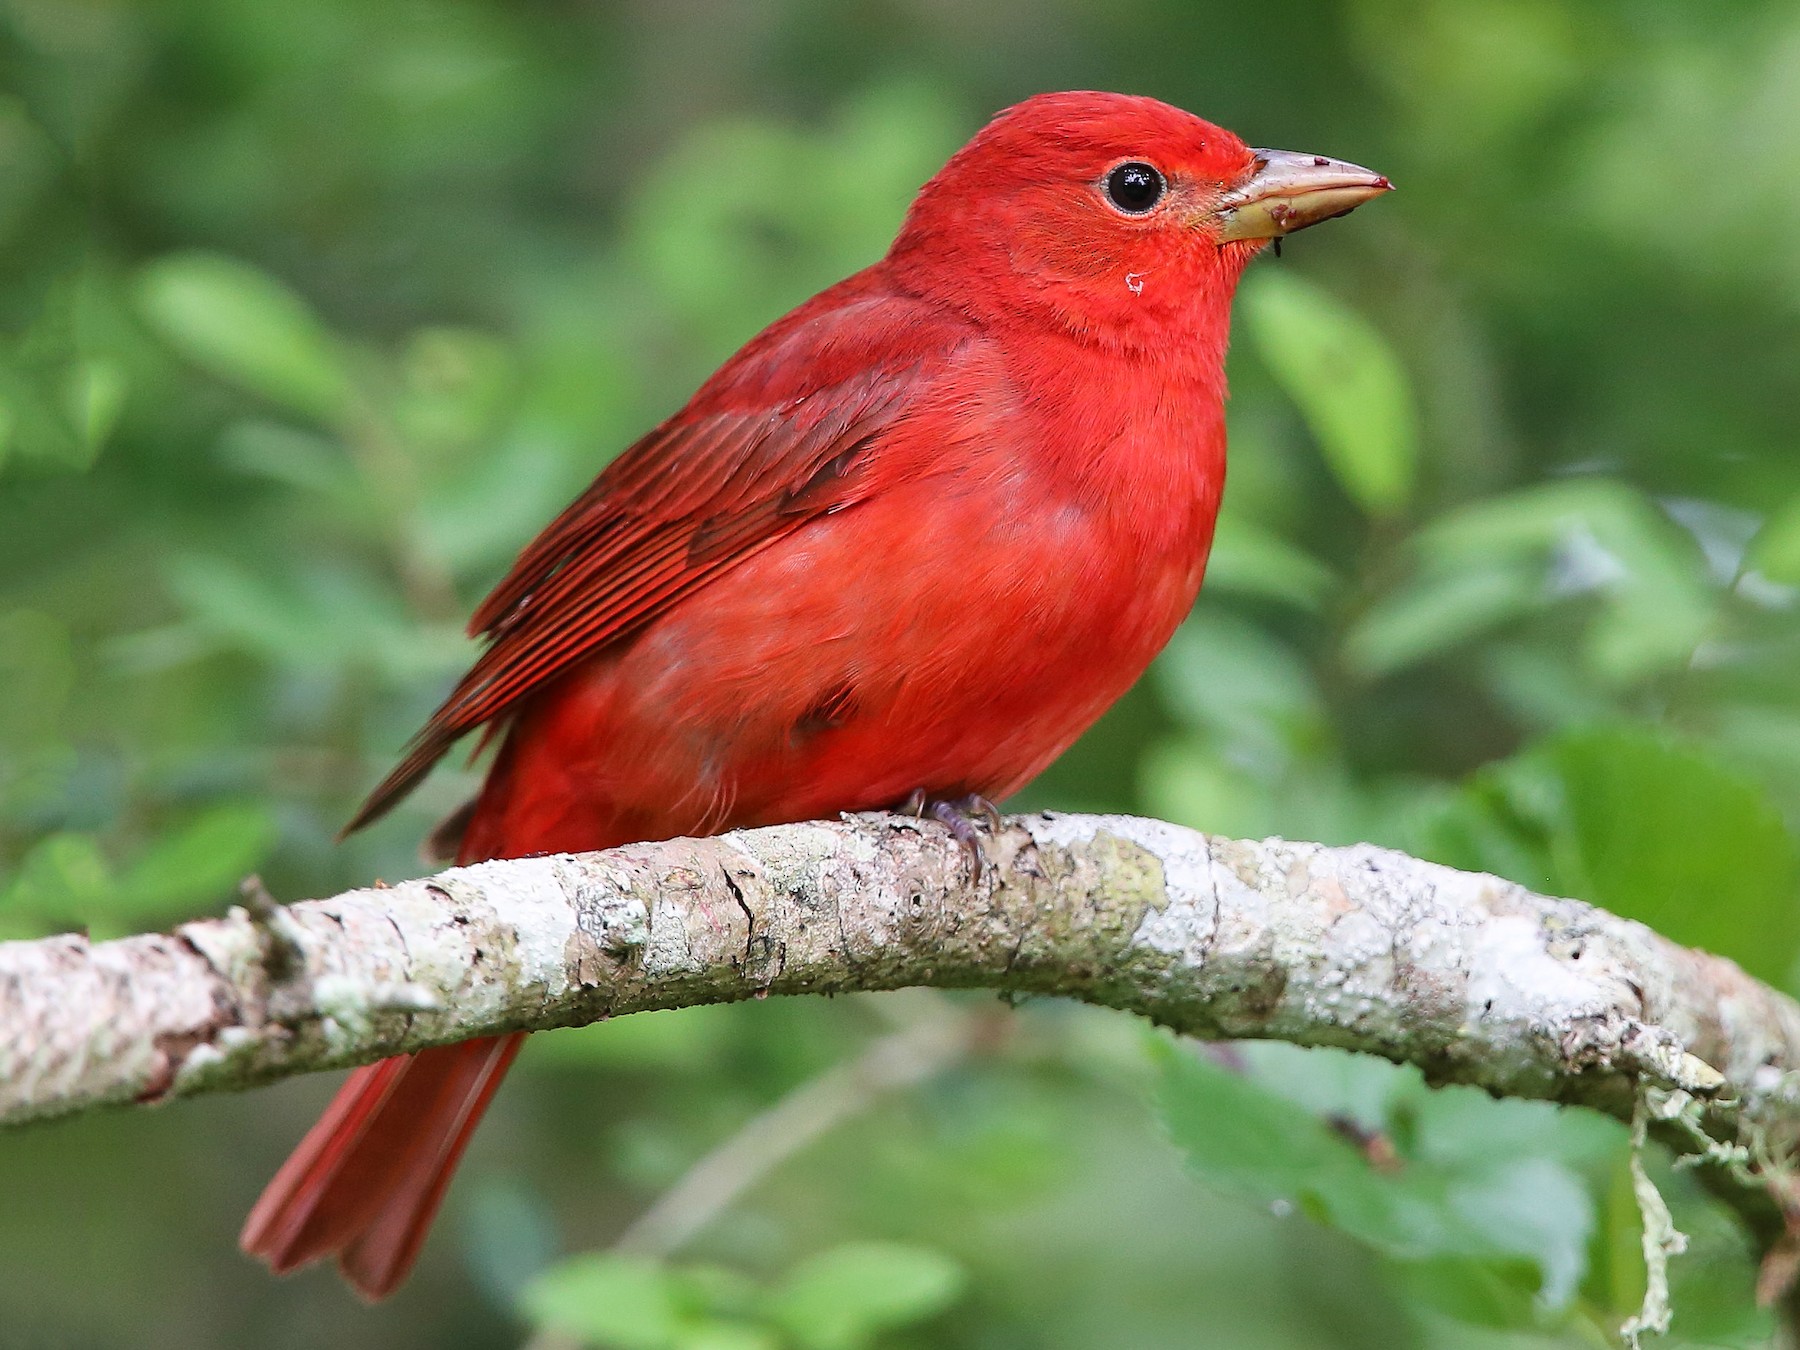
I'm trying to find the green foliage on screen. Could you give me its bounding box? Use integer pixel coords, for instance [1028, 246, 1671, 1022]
[4, 2, 1800, 1347]
[1751, 495, 1800, 587]
[115, 802, 277, 925]
[1203, 515, 1337, 612]
[767, 1242, 965, 1350]
[1478, 729, 1800, 985]
[1376, 480, 1718, 687]
[524, 1255, 697, 1349]
[2, 802, 275, 939]
[1239, 269, 1419, 516]
[134, 253, 357, 423]
[625, 85, 964, 359]
[1156, 1040, 1604, 1331]
[521, 1245, 963, 1350]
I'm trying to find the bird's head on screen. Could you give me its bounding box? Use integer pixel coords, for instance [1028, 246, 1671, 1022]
[890, 91, 1389, 351]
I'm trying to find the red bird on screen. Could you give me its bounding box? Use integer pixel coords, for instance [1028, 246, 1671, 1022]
[240, 91, 1387, 1298]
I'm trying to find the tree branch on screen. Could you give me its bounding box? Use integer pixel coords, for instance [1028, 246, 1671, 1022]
[5, 811, 1800, 1232]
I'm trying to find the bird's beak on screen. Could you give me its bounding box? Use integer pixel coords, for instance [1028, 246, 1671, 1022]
[1213, 149, 1391, 242]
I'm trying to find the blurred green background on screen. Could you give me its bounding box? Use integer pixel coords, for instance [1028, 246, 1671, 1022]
[4, 0, 1800, 1346]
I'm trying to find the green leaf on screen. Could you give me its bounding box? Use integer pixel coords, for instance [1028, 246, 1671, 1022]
[215, 420, 367, 511]
[2, 805, 276, 944]
[1480, 642, 1623, 733]
[1240, 269, 1418, 515]
[60, 357, 127, 463]
[0, 609, 73, 749]
[1139, 741, 1276, 843]
[164, 554, 336, 668]
[675, 1326, 780, 1350]
[1203, 513, 1336, 611]
[134, 252, 355, 422]
[1540, 727, 1800, 985]
[767, 1242, 965, 1350]
[3, 832, 112, 919]
[1344, 562, 1544, 677]
[1385, 1254, 1545, 1330]
[1588, 1148, 1648, 1322]
[1154, 612, 1325, 772]
[0, 353, 83, 468]
[1156, 1039, 1373, 1211]
[627, 85, 962, 356]
[394, 325, 516, 451]
[1750, 493, 1800, 586]
[1154, 1040, 1597, 1316]
[1413, 480, 1715, 686]
[163, 553, 467, 683]
[527, 1003, 736, 1070]
[521, 1254, 690, 1349]
[116, 802, 277, 923]
[419, 430, 574, 574]
[679, 1265, 763, 1321]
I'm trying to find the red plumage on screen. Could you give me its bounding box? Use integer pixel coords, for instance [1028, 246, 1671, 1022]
[241, 90, 1386, 1298]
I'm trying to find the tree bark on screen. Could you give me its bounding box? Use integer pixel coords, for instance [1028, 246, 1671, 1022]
[4, 810, 1798, 1234]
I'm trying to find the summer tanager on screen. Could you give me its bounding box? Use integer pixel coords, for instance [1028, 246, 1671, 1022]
[240, 90, 1387, 1298]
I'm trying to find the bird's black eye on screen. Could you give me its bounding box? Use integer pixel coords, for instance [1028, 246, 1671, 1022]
[1105, 161, 1165, 214]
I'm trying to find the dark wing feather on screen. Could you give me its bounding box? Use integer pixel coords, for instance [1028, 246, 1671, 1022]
[343, 312, 948, 835]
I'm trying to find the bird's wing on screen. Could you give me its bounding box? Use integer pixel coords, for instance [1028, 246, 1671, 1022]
[346, 289, 970, 833]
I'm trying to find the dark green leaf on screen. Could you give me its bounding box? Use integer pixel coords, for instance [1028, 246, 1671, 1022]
[1541, 728, 1800, 985]
[1155, 1040, 1596, 1316]
[1384, 1254, 1545, 1330]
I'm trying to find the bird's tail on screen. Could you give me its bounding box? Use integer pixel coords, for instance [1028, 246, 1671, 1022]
[239, 1032, 525, 1299]
[243, 722, 607, 1297]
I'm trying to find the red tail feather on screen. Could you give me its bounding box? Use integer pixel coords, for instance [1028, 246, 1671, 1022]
[240, 1033, 525, 1299]
[245, 738, 605, 1298]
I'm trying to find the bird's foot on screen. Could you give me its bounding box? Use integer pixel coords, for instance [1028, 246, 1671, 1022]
[898, 790, 1004, 876]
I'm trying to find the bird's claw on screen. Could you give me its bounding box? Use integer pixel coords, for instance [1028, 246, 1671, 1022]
[899, 791, 1004, 877]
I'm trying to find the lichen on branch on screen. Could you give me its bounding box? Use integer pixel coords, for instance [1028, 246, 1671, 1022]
[3, 809, 1799, 1235]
